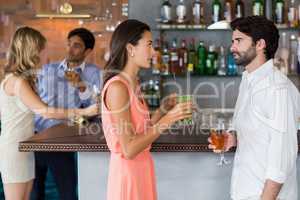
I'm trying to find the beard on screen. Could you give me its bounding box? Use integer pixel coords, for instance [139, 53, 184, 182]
[232, 46, 257, 66]
[66, 55, 84, 64]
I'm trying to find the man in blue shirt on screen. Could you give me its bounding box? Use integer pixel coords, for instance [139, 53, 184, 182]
[31, 28, 101, 200]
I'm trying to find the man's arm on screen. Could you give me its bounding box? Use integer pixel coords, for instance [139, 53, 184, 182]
[261, 130, 286, 200]
[261, 180, 282, 200]
[260, 87, 297, 200]
[78, 67, 101, 101]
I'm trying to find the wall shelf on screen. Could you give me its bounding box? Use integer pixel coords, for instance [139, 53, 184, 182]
[156, 23, 207, 30]
[159, 73, 299, 79]
[156, 23, 300, 31]
[160, 74, 241, 78]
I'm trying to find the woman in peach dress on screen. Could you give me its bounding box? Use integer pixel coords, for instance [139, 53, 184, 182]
[101, 19, 193, 200]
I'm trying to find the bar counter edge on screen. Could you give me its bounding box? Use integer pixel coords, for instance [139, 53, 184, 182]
[19, 122, 300, 153]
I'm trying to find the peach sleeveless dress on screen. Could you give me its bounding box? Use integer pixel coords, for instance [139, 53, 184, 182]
[101, 75, 157, 200]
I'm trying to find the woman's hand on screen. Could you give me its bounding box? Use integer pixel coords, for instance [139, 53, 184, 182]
[156, 100, 193, 133]
[159, 93, 177, 114]
[82, 103, 100, 117]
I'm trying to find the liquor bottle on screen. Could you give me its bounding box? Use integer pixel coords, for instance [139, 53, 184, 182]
[289, 34, 298, 74]
[196, 41, 207, 75]
[152, 39, 162, 74]
[187, 39, 197, 73]
[227, 52, 237, 76]
[161, 42, 170, 75]
[206, 45, 218, 75]
[161, 0, 172, 24]
[235, 0, 245, 19]
[192, 0, 205, 26]
[298, 4, 300, 24]
[288, 0, 299, 28]
[170, 39, 180, 75]
[252, 0, 264, 16]
[224, 0, 233, 22]
[212, 0, 222, 23]
[217, 46, 227, 76]
[176, 0, 187, 24]
[146, 80, 155, 107]
[277, 32, 290, 74]
[152, 80, 161, 107]
[274, 0, 285, 25]
[297, 37, 300, 74]
[178, 39, 188, 75]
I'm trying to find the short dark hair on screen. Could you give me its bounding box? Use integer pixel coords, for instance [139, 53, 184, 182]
[68, 28, 95, 50]
[230, 16, 279, 60]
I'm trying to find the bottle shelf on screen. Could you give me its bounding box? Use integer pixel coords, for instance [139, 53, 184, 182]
[156, 23, 223, 31]
[156, 23, 300, 31]
[155, 73, 299, 79]
[159, 73, 241, 78]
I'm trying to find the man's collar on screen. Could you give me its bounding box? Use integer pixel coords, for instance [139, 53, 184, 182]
[59, 59, 86, 72]
[243, 59, 274, 87]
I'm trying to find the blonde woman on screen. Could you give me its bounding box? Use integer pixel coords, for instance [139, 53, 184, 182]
[0, 27, 98, 200]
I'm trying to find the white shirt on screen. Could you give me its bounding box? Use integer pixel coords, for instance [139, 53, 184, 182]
[231, 59, 299, 200]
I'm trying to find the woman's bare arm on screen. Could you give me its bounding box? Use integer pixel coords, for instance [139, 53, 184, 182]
[15, 77, 96, 119]
[106, 81, 192, 160]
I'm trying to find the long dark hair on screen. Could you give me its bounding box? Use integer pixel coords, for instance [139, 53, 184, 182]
[103, 19, 150, 85]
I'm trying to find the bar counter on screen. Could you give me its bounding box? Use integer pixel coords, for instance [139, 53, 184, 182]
[19, 122, 300, 200]
[19, 122, 300, 152]
[19, 122, 225, 153]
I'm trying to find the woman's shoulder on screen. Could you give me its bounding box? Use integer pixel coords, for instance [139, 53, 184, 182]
[104, 75, 130, 89]
[1, 73, 18, 92]
[106, 78, 129, 97]
[4, 75, 31, 96]
[103, 77, 131, 111]
[109, 74, 128, 83]
[11, 75, 29, 87]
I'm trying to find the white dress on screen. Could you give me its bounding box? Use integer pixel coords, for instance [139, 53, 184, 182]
[0, 74, 35, 183]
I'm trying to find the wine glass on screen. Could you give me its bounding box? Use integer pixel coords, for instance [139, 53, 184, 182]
[64, 67, 79, 82]
[92, 84, 101, 115]
[210, 118, 230, 166]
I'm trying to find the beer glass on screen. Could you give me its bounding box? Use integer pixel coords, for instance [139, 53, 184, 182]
[177, 95, 193, 125]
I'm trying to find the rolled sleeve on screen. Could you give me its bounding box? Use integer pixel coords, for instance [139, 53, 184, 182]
[79, 66, 102, 104]
[78, 85, 92, 100]
[264, 131, 286, 183]
[264, 87, 297, 184]
[265, 167, 286, 183]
